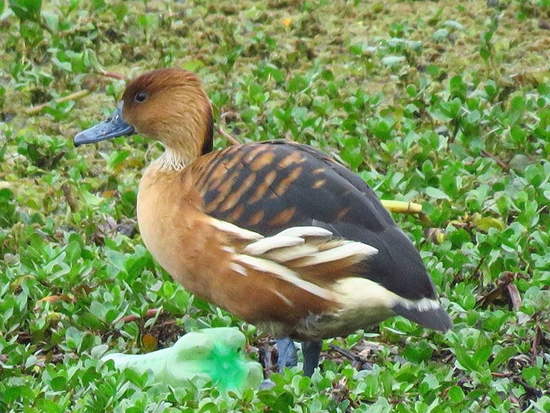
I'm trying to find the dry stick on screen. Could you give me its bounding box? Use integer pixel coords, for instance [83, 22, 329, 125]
[216, 125, 241, 146]
[481, 150, 509, 171]
[27, 90, 90, 115]
[28, 71, 125, 115]
[380, 200, 423, 214]
[61, 183, 79, 213]
[329, 344, 360, 361]
[97, 70, 127, 80]
[218, 126, 423, 214]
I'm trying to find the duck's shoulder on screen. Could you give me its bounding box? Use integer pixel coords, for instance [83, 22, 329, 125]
[187, 140, 393, 235]
[189, 140, 309, 190]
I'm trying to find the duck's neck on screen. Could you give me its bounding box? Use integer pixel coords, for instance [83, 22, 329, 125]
[155, 106, 214, 172]
[158, 147, 189, 171]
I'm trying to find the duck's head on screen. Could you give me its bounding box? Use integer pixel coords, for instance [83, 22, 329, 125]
[74, 68, 213, 166]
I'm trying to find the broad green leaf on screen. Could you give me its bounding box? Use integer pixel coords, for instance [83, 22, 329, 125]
[448, 386, 465, 403]
[9, 0, 41, 21]
[287, 75, 308, 93]
[425, 187, 451, 200]
[381, 55, 406, 67]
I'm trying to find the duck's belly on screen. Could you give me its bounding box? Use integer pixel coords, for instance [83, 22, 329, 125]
[257, 306, 392, 341]
[258, 276, 396, 340]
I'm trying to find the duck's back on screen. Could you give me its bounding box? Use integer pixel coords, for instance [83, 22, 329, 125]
[191, 141, 451, 332]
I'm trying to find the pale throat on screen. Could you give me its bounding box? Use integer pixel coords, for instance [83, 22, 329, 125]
[158, 147, 189, 171]
[156, 125, 203, 171]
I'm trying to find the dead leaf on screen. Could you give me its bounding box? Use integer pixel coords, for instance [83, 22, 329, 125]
[34, 295, 74, 310]
[425, 228, 446, 244]
[141, 334, 158, 352]
[119, 308, 161, 323]
[331, 377, 349, 404]
[101, 190, 118, 198]
[477, 272, 524, 310]
[506, 283, 522, 311]
[531, 325, 543, 359]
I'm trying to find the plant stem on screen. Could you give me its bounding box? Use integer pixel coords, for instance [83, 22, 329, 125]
[27, 90, 90, 115]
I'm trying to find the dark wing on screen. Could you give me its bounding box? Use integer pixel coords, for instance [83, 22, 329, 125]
[192, 141, 436, 303]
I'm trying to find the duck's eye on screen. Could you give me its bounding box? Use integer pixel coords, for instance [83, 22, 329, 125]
[135, 92, 148, 103]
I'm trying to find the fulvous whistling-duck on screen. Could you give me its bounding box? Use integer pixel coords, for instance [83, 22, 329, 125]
[74, 68, 451, 376]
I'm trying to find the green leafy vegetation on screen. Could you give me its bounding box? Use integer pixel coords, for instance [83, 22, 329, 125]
[1, 0, 548, 411]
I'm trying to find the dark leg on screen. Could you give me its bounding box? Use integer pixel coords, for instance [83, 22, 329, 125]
[301, 340, 322, 376]
[276, 337, 297, 372]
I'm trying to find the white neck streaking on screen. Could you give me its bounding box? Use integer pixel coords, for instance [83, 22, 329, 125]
[157, 148, 187, 171]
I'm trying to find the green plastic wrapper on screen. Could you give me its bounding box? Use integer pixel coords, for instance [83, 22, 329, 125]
[102, 327, 263, 391]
